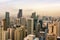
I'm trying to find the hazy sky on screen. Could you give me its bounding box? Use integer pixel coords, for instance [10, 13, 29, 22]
[0, 0, 60, 17]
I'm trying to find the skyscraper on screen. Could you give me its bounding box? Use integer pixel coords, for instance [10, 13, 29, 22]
[56, 21, 60, 37]
[27, 18, 34, 35]
[17, 9, 22, 18]
[20, 17, 26, 26]
[7, 28, 15, 40]
[31, 12, 38, 30]
[36, 23, 41, 37]
[39, 20, 43, 29]
[14, 26, 26, 40]
[31, 12, 36, 18]
[48, 22, 57, 35]
[5, 12, 10, 30]
[2, 31, 8, 40]
[0, 27, 3, 40]
[2, 19, 6, 30]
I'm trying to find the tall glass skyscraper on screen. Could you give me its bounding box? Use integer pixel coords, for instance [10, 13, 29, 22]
[31, 12, 38, 30]
[17, 9, 22, 18]
[5, 12, 10, 30]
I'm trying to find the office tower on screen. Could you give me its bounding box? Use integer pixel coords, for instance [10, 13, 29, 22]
[48, 23, 57, 35]
[44, 23, 48, 38]
[14, 28, 20, 40]
[48, 23, 53, 34]
[0, 27, 3, 40]
[16, 19, 21, 27]
[56, 21, 60, 37]
[10, 19, 15, 27]
[53, 23, 57, 35]
[35, 23, 40, 37]
[39, 20, 43, 29]
[5, 12, 10, 30]
[46, 23, 48, 29]
[14, 26, 26, 40]
[34, 16, 38, 30]
[45, 29, 48, 40]
[20, 17, 26, 26]
[17, 9, 22, 18]
[2, 19, 8, 30]
[27, 18, 34, 35]
[24, 34, 35, 40]
[2, 31, 8, 40]
[31, 12, 38, 30]
[7, 28, 15, 40]
[31, 12, 36, 18]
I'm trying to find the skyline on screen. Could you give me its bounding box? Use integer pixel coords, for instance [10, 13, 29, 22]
[0, 0, 60, 40]
[0, 0, 60, 16]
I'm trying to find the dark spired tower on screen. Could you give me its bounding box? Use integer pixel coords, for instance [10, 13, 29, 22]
[31, 12, 38, 30]
[5, 12, 10, 30]
[17, 9, 22, 18]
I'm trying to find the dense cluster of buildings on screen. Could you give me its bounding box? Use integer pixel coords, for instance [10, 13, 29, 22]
[0, 9, 60, 40]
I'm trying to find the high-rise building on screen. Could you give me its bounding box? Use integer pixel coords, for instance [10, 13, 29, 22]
[7, 28, 15, 40]
[17, 9, 22, 18]
[48, 23, 53, 34]
[16, 19, 21, 27]
[48, 23, 57, 35]
[2, 31, 8, 40]
[14, 26, 26, 40]
[2, 19, 6, 30]
[56, 21, 60, 37]
[31, 12, 38, 30]
[20, 17, 26, 26]
[14, 28, 20, 40]
[45, 29, 48, 40]
[31, 12, 36, 18]
[39, 20, 43, 29]
[27, 18, 34, 35]
[35, 23, 40, 37]
[0, 27, 3, 40]
[5, 12, 10, 30]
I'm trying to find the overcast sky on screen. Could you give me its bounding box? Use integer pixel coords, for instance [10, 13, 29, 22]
[0, 0, 60, 9]
[0, 0, 60, 17]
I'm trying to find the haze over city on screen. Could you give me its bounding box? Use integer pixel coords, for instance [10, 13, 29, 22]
[0, 0, 60, 17]
[1, 0, 60, 40]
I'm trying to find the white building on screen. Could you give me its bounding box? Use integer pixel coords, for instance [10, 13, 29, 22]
[24, 34, 35, 40]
